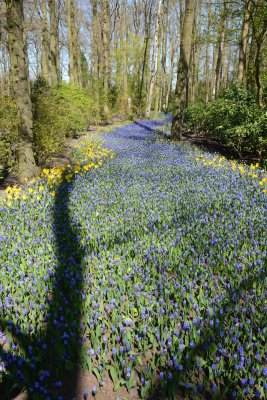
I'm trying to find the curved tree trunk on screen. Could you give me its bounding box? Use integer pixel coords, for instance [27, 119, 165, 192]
[6, 0, 38, 182]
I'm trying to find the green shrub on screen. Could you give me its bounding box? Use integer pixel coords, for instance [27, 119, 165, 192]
[0, 96, 19, 178]
[184, 101, 207, 131]
[184, 83, 267, 159]
[32, 82, 97, 164]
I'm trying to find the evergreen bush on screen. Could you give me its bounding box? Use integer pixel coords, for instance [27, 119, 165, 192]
[184, 83, 267, 159]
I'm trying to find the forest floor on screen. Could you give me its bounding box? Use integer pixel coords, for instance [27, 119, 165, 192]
[1, 118, 266, 400]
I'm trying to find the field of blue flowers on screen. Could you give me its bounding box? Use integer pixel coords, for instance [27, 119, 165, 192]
[0, 118, 267, 400]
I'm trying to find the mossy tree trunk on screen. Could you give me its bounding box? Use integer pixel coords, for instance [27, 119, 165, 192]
[171, 0, 195, 140]
[6, 0, 38, 182]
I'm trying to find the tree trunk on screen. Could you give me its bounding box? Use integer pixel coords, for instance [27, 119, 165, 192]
[101, 0, 110, 114]
[255, 33, 267, 107]
[212, 1, 227, 98]
[210, 42, 218, 100]
[246, 0, 267, 106]
[138, 36, 149, 113]
[165, 38, 174, 111]
[5, 0, 38, 182]
[237, 0, 251, 82]
[48, 0, 59, 85]
[0, 39, 11, 96]
[161, 0, 169, 113]
[205, 0, 212, 103]
[41, 0, 50, 83]
[91, 0, 100, 109]
[191, 0, 202, 102]
[92, 0, 99, 83]
[68, 0, 81, 87]
[171, 0, 195, 140]
[121, 0, 128, 96]
[154, 21, 162, 113]
[145, 0, 162, 118]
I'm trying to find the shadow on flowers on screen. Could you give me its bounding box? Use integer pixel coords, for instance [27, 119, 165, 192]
[0, 175, 84, 399]
[148, 266, 267, 400]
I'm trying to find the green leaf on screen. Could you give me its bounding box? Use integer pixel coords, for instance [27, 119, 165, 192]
[109, 366, 118, 383]
[92, 367, 101, 381]
[114, 381, 122, 391]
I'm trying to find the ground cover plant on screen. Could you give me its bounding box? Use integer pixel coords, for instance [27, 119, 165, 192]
[0, 118, 267, 399]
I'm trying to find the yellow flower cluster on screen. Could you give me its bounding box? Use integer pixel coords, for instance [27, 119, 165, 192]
[5, 185, 22, 201]
[5, 139, 115, 206]
[195, 154, 267, 194]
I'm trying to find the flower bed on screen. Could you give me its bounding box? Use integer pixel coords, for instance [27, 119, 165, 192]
[0, 119, 267, 399]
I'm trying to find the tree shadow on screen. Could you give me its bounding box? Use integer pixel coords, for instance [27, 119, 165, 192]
[0, 173, 85, 399]
[148, 255, 267, 399]
[133, 120, 169, 133]
[0, 119, 266, 400]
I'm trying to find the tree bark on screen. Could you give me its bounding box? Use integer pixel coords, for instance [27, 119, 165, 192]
[48, 0, 59, 85]
[5, 0, 38, 182]
[120, 0, 128, 96]
[212, 1, 227, 98]
[67, 0, 81, 87]
[91, 0, 100, 109]
[101, 0, 111, 114]
[0, 38, 11, 96]
[165, 38, 174, 111]
[160, 0, 169, 112]
[154, 18, 162, 113]
[205, 0, 212, 103]
[191, 0, 202, 102]
[246, 0, 267, 106]
[41, 0, 50, 83]
[145, 0, 162, 118]
[237, 0, 251, 82]
[171, 0, 195, 140]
